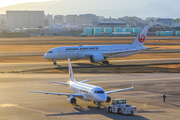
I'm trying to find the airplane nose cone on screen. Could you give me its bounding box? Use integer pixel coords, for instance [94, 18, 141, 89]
[44, 53, 48, 59]
[97, 94, 106, 102]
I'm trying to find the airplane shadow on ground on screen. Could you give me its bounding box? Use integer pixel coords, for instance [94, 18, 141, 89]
[55, 64, 61, 68]
[138, 109, 165, 113]
[74, 63, 114, 67]
[166, 102, 180, 107]
[46, 105, 149, 120]
[54, 62, 114, 69]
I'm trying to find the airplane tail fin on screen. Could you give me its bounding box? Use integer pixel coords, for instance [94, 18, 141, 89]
[68, 58, 76, 81]
[130, 26, 149, 46]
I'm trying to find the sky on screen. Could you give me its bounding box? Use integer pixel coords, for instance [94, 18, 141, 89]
[0, 0, 179, 8]
[0, 0, 53, 8]
[0, 0, 179, 18]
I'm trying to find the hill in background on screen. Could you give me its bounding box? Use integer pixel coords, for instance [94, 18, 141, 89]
[0, 0, 179, 18]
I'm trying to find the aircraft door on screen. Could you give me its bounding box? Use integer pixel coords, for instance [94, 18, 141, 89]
[108, 48, 112, 52]
[58, 49, 62, 55]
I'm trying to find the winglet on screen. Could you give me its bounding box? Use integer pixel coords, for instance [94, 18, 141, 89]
[68, 58, 75, 81]
[131, 26, 149, 46]
[132, 81, 134, 88]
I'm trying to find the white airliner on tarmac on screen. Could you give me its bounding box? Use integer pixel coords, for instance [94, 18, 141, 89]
[29, 58, 134, 109]
[44, 26, 149, 65]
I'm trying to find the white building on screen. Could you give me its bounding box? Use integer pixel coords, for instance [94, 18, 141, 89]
[6, 11, 44, 28]
[0, 14, 6, 26]
[54, 15, 64, 23]
[148, 21, 164, 27]
[146, 17, 156, 22]
[45, 14, 53, 26]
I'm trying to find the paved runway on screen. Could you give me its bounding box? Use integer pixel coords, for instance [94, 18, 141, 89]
[0, 59, 179, 73]
[0, 73, 180, 120]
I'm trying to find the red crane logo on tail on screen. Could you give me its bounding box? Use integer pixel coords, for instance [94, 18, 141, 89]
[138, 34, 145, 43]
[69, 69, 71, 78]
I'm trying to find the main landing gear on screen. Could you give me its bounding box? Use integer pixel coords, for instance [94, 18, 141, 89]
[93, 101, 101, 109]
[52, 60, 57, 65]
[102, 60, 109, 64]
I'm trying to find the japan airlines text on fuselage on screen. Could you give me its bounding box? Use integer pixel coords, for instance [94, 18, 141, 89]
[29, 58, 134, 108]
[44, 26, 149, 64]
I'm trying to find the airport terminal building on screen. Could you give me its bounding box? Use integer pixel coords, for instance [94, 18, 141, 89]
[93, 21, 127, 28]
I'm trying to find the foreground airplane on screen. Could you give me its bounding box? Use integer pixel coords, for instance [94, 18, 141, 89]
[29, 58, 134, 109]
[44, 26, 149, 65]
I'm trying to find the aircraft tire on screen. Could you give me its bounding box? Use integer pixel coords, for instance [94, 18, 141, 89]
[118, 108, 122, 114]
[105, 61, 109, 64]
[108, 107, 112, 113]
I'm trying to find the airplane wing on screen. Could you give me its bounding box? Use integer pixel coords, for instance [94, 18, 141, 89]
[84, 50, 139, 57]
[105, 82, 134, 94]
[29, 91, 83, 97]
[148, 47, 159, 50]
[103, 50, 139, 56]
[50, 81, 69, 85]
[104, 47, 159, 56]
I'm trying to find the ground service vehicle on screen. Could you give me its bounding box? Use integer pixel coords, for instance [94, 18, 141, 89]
[107, 99, 138, 115]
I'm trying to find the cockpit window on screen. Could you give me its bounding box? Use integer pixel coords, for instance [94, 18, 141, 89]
[94, 91, 104, 94]
[47, 51, 53, 53]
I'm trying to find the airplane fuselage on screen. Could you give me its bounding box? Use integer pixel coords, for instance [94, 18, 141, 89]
[44, 44, 148, 60]
[69, 80, 106, 102]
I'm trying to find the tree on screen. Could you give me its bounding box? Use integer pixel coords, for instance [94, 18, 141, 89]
[37, 26, 43, 28]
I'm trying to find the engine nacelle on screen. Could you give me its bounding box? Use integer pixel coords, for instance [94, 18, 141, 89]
[68, 96, 76, 104]
[106, 95, 111, 103]
[90, 54, 104, 63]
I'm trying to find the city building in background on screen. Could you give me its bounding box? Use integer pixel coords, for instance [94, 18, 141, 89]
[146, 17, 156, 22]
[2, 10, 180, 37]
[157, 18, 173, 26]
[0, 14, 6, 28]
[93, 21, 126, 28]
[104, 17, 117, 21]
[54, 15, 64, 23]
[6, 11, 44, 28]
[66, 15, 78, 25]
[45, 14, 53, 26]
[65, 14, 98, 25]
[78, 15, 91, 25]
[79, 14, 98, 23]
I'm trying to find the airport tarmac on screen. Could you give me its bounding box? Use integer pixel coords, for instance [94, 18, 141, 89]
[0, 59, 179, 73]
[0, 36, 180, 119]
[0, 73, 180, 120]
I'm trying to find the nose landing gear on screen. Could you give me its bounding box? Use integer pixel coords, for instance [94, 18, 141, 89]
[52, 60, 57, 65]
[102, 60, 109, 64]
[93, 101, 101, 109]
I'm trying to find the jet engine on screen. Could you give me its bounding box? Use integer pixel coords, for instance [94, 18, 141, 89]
[106, 95, 111, 103]
[68, 96, 76, 104]
[90, 54, 104, 63]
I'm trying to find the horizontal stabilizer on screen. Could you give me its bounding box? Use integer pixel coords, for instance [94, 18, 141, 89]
[50, 81, 69, 85]
[80, 79, 89, 83]
[148, 47, 159, 50]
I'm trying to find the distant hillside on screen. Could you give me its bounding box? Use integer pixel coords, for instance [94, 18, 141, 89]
[0, 0, 179, 18]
